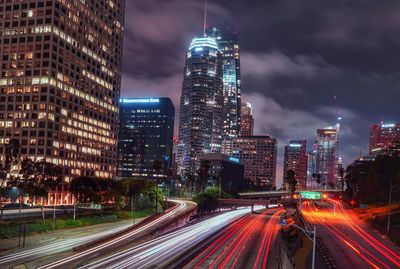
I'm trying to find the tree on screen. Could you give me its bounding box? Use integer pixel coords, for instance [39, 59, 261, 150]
[0, 139, 20, 222]
[286, 169, 298, 198]
[69, 176, 102, 203]
[196, 160, 210, 193]
[193, 188, 219, 214]
[316, 173, 322, 186]
[339, 166, 345, 192]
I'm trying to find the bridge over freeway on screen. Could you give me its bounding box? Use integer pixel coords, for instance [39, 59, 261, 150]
[237, 189, 341, 199]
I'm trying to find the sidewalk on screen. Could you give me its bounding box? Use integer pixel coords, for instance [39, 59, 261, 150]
[0, 218, 145, 254]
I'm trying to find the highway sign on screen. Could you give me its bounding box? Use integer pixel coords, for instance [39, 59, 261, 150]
[299, 191, 322, 200]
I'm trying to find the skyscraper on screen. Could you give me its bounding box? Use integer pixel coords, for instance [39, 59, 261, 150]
[0, 0, 125, 190]
[117, 98, 174, 179]
[231, 136, 277, 189]
[177, 37, 223, 175]
[206, 27, 241, 139]
[369, 122, 400, 156]
[283, 140, 307, 189]
[315, 128, 338, 188]
[239, 102, 254, 136]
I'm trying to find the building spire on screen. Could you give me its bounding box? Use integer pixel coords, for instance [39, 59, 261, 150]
[203, 0, 208, 37]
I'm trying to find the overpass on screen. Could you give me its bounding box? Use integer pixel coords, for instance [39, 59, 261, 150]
[238, 189, 341, 199]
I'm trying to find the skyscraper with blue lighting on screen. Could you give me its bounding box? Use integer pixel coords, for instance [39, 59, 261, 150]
[118, 98, 174, 179]
[177, 37, 224, 175]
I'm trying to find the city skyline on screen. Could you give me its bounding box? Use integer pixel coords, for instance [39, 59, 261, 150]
[121, 0, 400, 185]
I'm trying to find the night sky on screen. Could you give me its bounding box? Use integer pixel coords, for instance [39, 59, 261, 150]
[121, 0, 400, 186]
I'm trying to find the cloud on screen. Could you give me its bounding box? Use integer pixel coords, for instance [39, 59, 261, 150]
[241, 51, 340, 80]
[243, 92, 366, 187]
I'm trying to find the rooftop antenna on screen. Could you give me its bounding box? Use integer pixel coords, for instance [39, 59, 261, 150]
[203, 0, 208, 37]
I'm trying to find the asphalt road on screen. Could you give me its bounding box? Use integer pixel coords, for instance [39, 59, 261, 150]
[183, 208, 283, 269]
[0, 199, 196, 269]
[302, 199, 400, 269]
[75, 207, 259, 269]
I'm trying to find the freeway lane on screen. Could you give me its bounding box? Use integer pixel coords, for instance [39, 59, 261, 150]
[302, 199, 400, 269]
[76, 207, 260, 269]
[184, 208, 283, 269]
[0, 199, 195, 268]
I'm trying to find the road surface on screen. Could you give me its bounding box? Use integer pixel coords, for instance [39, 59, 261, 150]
[183, 208, 283, 269]
[302, 199, 400, 269]
[75, 207, 260, 269]
[0, 199, 195, 268]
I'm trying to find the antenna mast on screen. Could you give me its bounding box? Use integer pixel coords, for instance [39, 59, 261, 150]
[203, 0, 208, 37]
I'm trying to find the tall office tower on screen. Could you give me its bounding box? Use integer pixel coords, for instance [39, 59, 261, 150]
[315, 128, 338, 188]
[369, 122, 400, 156]
[306, 150, 317, 188]
[177, 37, 223, 176]
[206, 27, 241, 139]
[231, 136, 277, 189]
[239, 102, 254, 136]
[117, 98, 174, 180]
[283, 140, 307, 189]
[0, 1, 125, 193]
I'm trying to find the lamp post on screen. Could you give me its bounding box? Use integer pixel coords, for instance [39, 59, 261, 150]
[279, 222, 316, 269]
[359, 172, 393, 234]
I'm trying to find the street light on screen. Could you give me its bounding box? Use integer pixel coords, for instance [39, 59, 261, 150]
[360, 172, 393, 234]
[375, 174, 393, 234]
[278, 221, 317, 269]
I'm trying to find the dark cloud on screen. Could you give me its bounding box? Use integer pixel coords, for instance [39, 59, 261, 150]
[122, 0, 400, 186]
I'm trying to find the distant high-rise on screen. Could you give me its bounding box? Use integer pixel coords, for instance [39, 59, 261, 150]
[206, 27, 241, 139]
[283, 140, 307, 189]
[315, 128, 338, 188]
[0, 1, 125, 191]
[177, 37, 224, 175]
[239, 102, 254, 136]
[117, 98, 174, 179]
[231, 136, 277, 189]
[369, 123, 400, 156]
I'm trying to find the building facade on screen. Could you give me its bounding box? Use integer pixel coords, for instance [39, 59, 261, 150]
[369, 123, 400, 156]
[283, 140, 307, 189]
[206, 27, 241, 140]
[201, 153, 244, 195]
[315, 128, 338, 188]
[239, 102, 254, 136]
[0, 0, 125, 195]
[117, 98, 174, 180]
[177, 37, 224, 176]
[231, 136, 277, 189]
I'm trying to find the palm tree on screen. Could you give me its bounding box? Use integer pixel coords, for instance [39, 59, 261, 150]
[286, 169, 298, 198]
[197, 160, 210, 193]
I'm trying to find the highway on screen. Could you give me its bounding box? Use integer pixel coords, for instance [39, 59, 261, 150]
[183, 208, 284, 269]
[0, 199, 195, 268]
[74, 207, 260, 269]
[302, 199, 400, 269]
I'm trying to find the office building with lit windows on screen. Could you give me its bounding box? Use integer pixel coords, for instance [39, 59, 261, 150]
[283, 140, 307, 189]
[239, 102, 254, 136]
[231, 136, 277, 189]
[0, 0, 125, 203]
[117, 98, 174, 179]
[206, 27, 242, 140]
[177, 37, 223, 176]
[315, 128, 338, 187]
[369, 122, 400, 156]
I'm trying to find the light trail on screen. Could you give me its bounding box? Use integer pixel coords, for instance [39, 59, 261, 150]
[37, 199, 194, 269]
[186, 208, 283, 269]
[76, 207, 260, 269]
[302, 200, 400, 269]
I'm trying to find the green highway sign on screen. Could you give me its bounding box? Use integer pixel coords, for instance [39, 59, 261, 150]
[299, 191, 322, 200]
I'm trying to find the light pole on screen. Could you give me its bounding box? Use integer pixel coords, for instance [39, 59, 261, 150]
[279, 222, 317, 269]
[359, 172, 393, 234]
